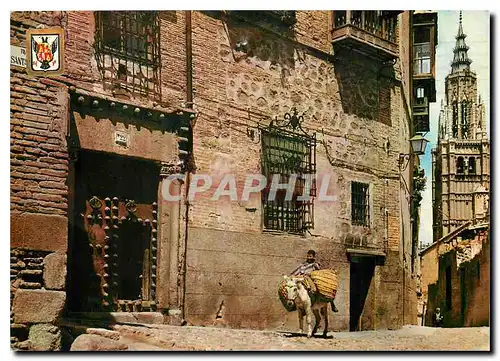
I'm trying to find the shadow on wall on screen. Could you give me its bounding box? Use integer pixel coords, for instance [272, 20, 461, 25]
[223, 15, 299, 82]
[333, 49, 393, 126]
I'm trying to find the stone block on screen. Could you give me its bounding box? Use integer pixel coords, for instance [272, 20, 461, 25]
[43, 252, 67, 290]
[13, 289, 66, 324]
[70, 334, 128, 351]
[10, 213, 68, 252]
[28, 324, 62, 351]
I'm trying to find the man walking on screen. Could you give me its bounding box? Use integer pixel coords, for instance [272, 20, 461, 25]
[291, 249, 339, 312]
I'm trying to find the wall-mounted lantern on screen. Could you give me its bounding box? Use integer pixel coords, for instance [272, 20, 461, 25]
[399, 134, 429, 171]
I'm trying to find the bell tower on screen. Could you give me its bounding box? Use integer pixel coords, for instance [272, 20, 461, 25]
[432, 12, 489, 242]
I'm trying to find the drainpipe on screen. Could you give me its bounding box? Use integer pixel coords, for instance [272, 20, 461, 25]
[180, 10, 193, 323]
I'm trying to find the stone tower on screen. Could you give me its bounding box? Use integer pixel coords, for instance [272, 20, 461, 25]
[432, 12, 490, 242]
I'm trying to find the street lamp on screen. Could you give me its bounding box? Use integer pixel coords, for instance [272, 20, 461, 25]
[409, 134, 429, 156]
[399, 134, 429, 171]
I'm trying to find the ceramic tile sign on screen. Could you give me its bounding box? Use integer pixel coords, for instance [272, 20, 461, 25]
[26, 27, 64, 76]
[10, 45, 26, 68]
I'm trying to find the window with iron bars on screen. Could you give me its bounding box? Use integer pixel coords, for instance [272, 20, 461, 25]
[261, 129, 316, 234]
[351, 182, 370, 226]
[94, 11, 161, 98]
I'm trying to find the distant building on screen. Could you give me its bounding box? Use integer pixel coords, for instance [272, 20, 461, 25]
[432, 12, 490, 243]
[420, 12, 490, 328]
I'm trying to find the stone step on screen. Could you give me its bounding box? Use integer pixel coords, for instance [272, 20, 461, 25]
[70, 334, 128, 351]
[60, 323, 121, 341]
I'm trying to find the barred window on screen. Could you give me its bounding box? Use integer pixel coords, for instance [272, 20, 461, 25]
[261, 129, 316, 234]
[94, 11, 161, 98]
[351, 182, 370, 226]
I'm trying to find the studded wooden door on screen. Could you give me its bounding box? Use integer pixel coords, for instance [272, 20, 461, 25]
[68, 150, 160, 312]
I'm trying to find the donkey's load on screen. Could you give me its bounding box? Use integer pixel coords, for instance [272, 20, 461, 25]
[278, 279, 297, 312]
[309, 269, 338, 300]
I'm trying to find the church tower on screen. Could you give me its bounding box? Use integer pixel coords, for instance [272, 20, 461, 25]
[432, 12, 490, 242]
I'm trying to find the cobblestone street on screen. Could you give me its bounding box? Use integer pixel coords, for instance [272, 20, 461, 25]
[106, 324, 490, 351]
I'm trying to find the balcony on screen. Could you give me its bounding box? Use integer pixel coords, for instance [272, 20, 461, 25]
[332, 10, 399, 61]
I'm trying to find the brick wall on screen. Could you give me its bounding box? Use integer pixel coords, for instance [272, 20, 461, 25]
[10, 10, 188, 349]
[10, 11, 72, 351]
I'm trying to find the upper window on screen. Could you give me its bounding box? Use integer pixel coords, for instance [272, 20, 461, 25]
[261, 128, 316, 234]
[351, 182, 370, 226]
[416, 87, 425, 99]
[413, 26, 432, 75]
[414, 26, 430, 44]
[94, 11, 161, 98]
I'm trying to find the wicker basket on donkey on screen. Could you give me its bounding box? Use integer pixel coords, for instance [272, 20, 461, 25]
[310, 269, 338, 301]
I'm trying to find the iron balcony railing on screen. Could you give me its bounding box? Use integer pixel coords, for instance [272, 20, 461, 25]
[333, 11, 398, 44]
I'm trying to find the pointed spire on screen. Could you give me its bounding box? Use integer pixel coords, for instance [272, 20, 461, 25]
[451, 11, 472, 73]
[457, 11, 464, 36]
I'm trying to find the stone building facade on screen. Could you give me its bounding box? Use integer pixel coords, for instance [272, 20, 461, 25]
[10, 11, 432, 350]
[432, 13, 490, 242]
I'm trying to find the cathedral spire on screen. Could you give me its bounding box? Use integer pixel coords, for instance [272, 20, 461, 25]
[451, 11, 472, 73]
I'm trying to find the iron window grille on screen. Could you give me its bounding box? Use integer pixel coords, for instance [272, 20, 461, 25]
[94, 11, 161, 99]
[260, 127, 316, 234]
[351, 182, 370, 226]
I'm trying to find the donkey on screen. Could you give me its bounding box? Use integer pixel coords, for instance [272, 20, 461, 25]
[283, 276, 329, 338]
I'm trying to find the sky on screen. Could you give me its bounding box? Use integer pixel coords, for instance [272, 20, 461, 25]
[418, 10, 490, 247]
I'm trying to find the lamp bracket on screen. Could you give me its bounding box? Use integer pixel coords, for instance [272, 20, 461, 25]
[399, 153, 411, 172]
